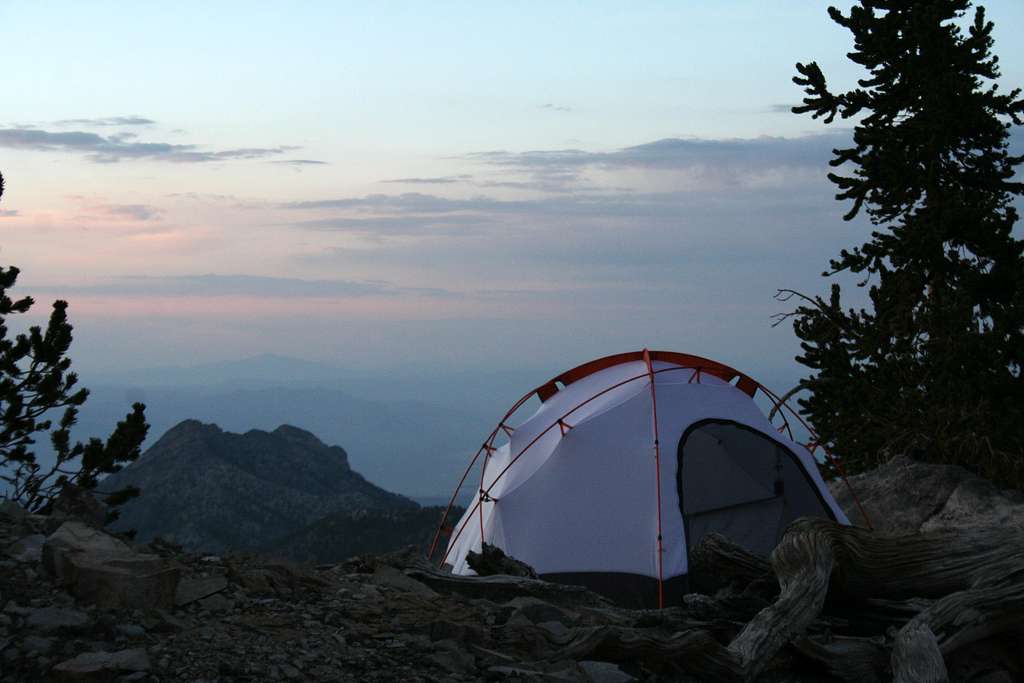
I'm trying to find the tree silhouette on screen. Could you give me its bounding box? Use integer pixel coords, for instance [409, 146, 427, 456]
[0, 170, 149, 514]
[781, 1, 1024, 486]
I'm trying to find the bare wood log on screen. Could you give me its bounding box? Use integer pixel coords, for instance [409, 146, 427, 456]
[793, 635, 889, 683]
[728, 520, 834, 679]
[696, 518, 1024, 681]
[546, 518, 1023, 680]
[794, 518, 1024, 600]
[466, 542, 538, 578]
[557, 625, 742, 679]
[741, 518, 1024, 680]
[892, 620, 948, 683]
[892, 571, 1024, 680]
[689, 532, 773, 593]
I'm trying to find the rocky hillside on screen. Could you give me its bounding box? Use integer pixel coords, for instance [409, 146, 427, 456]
[101, 420, 417, 553]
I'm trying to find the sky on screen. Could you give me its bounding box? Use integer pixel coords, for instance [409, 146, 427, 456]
[2, 1, 1023, 390]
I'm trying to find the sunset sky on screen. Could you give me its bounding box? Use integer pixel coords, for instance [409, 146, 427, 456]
[2, 1, 1023, 385]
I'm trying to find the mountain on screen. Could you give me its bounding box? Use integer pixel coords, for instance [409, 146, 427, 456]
[102, 420, 417, 552]
[75, 383, 490, 498]
[59, 355, 549, 499]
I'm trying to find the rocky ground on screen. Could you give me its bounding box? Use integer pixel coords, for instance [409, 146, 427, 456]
[0, 499, 657, 682]
[1, 455, 1023, 682]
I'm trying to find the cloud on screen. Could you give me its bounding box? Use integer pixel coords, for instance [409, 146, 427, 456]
[284, 192, 501, 213]
[0, 127, 297, 163]
[445, 132, 853, 194]
[95, 204, 162, 221]
[291, 213, 499, 237]
[539, 103, 573, 112]
[475, 175, 590, 193]
[271, 159, 328, 166]
[466, 132, 848, 173]
[0, 210, 18, 217]
[32, 274, 458, 299]
[768, 104, 797, 113]
[381, 175, 471, 185]
[55, 116, 156, 127]
[279, 182, 844, 252]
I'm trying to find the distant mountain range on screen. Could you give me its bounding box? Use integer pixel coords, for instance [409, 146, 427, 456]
[101, 420, 457, 560]
[70, 354, 541, 499]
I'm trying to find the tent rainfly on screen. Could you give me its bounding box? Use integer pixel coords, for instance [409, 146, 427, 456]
[431, 350, 853, 609]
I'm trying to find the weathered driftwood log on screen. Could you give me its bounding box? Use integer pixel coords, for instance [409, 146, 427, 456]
[780, 519, 1024, 681]
[734, 518, 1024, 682]
[727, 520, 835, 679]
[553, 519, 1024, 682]
[557, 626, 741, 678]
[466, 542, 539, 578]
[793, 635, 889, 683]
[689, 531, 774, 593]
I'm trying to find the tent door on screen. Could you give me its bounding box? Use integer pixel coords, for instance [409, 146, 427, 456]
[677, 419, 834, 567]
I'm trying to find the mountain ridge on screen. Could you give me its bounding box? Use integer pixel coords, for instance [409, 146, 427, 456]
[102, 419, 417, 553]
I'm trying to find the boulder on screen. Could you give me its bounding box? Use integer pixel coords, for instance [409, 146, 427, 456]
[4, 533, 45, 563]
[24, 607, 90, 634]
[921, 475, 1024, 533]
[828, 454, 1024, 534]
[51, 648, 150, 681]
[578, 660, 637, 683]
[175, 575, 228, 607]
[42, 521, 179, 609]
[370, 565, 437, 597]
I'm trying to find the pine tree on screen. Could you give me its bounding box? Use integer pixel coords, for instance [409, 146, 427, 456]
[782, 1, 1024, 486]
[0, 171, 150, 514]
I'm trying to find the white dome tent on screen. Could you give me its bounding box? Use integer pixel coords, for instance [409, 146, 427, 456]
[430, 350, 857, 609]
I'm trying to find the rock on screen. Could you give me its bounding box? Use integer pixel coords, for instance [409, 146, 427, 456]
[42, 521, 180, 609]
[197, 593, 234, 612]
[51, 648, 150, 681]
[829, 455, 968, 533]
[24, 606, 91, 633]
[139, 608, 185, 633]
[538, 620, 571, 640]
[43, 522, 136, 580]
[22, 636, 55, 655]
[370, 565, 437, 596]
[408, 569, 612, 608]
[921, 476, 1024, 533]
[428, 639, 476, 674]
[830, 454, 1024, 534]
[114, 623, 146, 639]
[578, 661, 636, 683]
[487, 663, 581, 681]
[175, 575, 229, 606]
[4, 533, 45, 563]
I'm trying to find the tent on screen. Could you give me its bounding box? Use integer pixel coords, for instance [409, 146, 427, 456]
[432, 350, 851, 608]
